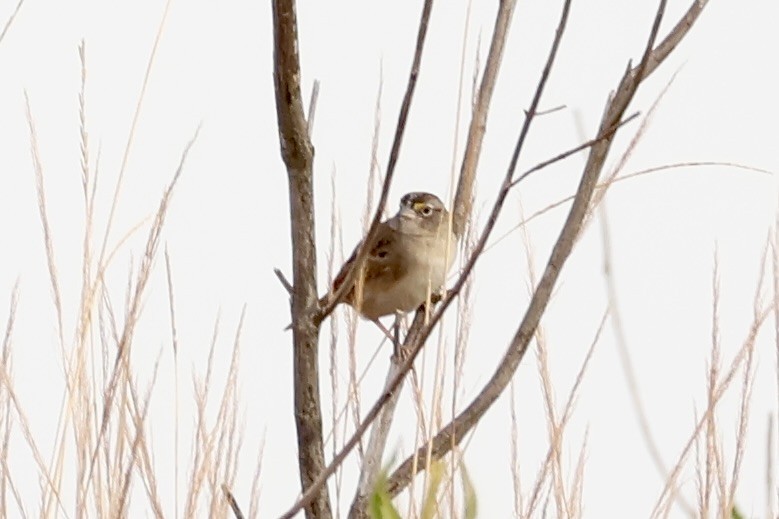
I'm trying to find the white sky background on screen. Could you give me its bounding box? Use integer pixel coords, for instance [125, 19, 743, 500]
[1, 0, 778, 517]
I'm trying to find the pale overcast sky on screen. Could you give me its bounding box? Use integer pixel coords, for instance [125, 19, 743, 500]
[1, 0, 778, 517]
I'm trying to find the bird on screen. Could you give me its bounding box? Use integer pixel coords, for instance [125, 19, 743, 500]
[323, 192, 457, 326]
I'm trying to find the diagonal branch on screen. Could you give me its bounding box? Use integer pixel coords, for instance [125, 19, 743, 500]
[271, 1, 331, 518]
[385, 0, 709, 499]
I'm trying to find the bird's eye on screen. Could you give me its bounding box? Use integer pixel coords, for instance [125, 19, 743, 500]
[421, 206, 433, 216]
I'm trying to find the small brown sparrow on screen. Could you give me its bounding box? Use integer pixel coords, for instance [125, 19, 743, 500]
[324, 192, 456, 322]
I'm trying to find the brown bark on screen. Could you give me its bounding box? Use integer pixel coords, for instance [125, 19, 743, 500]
[271, 1, 331, 518]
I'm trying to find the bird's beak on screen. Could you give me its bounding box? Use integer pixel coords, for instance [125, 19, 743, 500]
[398, 206, 417, 220]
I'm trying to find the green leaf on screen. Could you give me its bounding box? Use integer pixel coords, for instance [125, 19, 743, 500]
[730, 505, 745, 519]
[369, 471, 402, 519]
[420, 461, 444, 519]
[460, 463, 478, 519]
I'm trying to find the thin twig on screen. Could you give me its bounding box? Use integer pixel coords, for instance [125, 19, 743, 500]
[533, 104, 567, 117]
[766, 416, 774, 519]
[96, 0, 174, 274]
[164, 245, 181, 518]
[223, 484, 245, 519]
[274, 268, 293, 296]
[526, 310, 607, 516]
[509, 111, 639, 188]
[307, 79, 321, 136]
[381, 0, 575, 496]
[650, 305, 771, 518]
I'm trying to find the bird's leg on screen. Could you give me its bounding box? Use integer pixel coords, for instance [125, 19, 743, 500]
[371, 319, 395, 343]
[371, 313, 411, 362]
[392, 310, 416, 363]
[392, 311, 402, 359]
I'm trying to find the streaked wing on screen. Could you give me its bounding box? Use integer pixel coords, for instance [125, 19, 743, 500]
[330, 223, 403, 295]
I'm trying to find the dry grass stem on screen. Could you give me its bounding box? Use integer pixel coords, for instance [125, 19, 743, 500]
[525, 311, 605, 518]
[594, 93, 697, 514]
[25, 91, 65, 357]
[509, 379, 523, 518]
[164, 245, 181, 517]
[88, 125, 200, 491]
[766, 417, 774, 519]
[650, 286, 770, 516]
[0, 0, 25, 47]
[96, 0, 174, 271]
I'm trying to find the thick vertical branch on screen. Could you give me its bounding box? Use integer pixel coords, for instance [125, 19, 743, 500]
[271, 2, 331, 519]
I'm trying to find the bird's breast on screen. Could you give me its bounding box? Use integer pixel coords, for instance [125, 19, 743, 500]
[355, 231, 456, 321]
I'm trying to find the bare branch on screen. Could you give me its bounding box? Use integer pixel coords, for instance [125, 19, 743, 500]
[279, 0, 707, 516]
[282, 1, 575, 517]
[271, 1, 331, 518]
[307, 79, 321, 136]
[509, 111, 639, 189]
[274, 268, 293, 296]
[534, 104, 567, 117]
[222, 484, 245, 519]
[385, 0, 710, 499]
